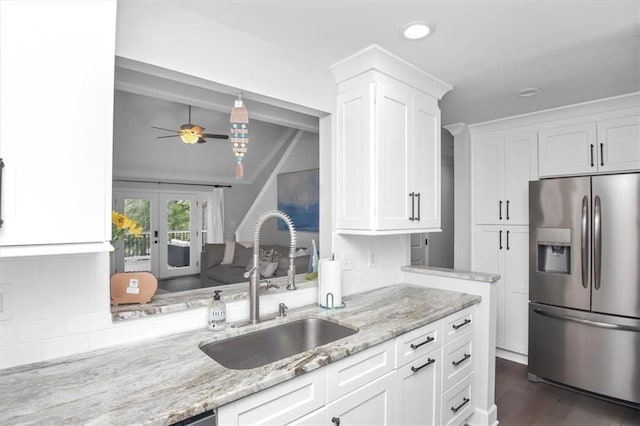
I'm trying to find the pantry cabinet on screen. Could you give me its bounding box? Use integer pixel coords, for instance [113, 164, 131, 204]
[474, 131, 537, 225]
[332, 45, 451, 235]
[473, 225, 528, 354]
[538, 114, 640, 177]
[0, 0, 115, 256]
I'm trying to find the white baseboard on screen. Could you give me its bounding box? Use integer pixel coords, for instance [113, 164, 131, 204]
[496, 348, 528, 365]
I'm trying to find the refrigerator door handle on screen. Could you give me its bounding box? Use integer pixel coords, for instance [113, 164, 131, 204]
[594, 195, 602, 290]
[533, 309, 640, 332]
[581, 195, 589, 289]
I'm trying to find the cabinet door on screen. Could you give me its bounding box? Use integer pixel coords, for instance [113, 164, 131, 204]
[336, 84, 375, 231]
[217, 369, 325, 425]
[411, 93, 441, 230]
[473, 225, 505, 348]
[474, 136, 505, 225]
[504, 132, 537, 225]
[326, 372, 396, 426]
[0, 0, 115, 249]
[597, 115, 640, 173]
[395, 351, 441, 426]
[287, 407, 327, 426]
[538, 123, 597, 177]
[503, 226, 529, 355]
[375, 83, 413, 230]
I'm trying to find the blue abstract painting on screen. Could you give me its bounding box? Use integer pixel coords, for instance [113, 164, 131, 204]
[277, 169, 319, 232]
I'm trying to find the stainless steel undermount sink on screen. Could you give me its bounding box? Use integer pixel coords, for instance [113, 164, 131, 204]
[199, 318, 358, 370]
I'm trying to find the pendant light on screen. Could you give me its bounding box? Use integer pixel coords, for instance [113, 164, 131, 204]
[230, 93, 249, 179]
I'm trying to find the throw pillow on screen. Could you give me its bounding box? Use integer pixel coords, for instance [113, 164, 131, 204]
[203, 243, 225, 268]
[233, 243, 253, 267]
[260, 261, 279, 278]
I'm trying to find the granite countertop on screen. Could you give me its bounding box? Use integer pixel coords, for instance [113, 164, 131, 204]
[402, 265, 500, 283]
[0, 284, 480, 425]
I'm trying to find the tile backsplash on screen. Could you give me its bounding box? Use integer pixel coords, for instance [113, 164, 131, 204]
[0, 235, 407, 369]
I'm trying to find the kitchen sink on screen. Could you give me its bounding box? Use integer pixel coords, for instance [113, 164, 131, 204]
[199, 318, 358, 370]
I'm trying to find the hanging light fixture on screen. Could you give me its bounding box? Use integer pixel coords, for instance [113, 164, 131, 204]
[230, 93, 249, 179]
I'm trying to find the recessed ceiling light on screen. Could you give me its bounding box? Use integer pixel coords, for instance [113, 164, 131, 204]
[516, 87, 542, 97]
[402, 22, 434, 40]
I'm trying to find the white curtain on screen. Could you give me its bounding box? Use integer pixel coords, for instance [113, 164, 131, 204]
[208, 188, 225, 243]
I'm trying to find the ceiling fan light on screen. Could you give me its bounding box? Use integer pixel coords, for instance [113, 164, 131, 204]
[180, 130, 200, 144]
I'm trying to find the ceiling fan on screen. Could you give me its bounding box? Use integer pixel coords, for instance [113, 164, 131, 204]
[152, 105, 229, 144]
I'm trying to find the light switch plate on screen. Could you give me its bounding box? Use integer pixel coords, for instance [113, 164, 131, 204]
[341, 251, 354, 271]
[0, 284, 13, 321]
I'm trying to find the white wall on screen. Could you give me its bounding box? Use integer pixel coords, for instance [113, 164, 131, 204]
[426, 129, 454, 268]
[235, 131, 320, 249]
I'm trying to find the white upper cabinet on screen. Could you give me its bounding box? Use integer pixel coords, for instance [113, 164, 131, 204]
[0, 0, 116, 257]
[474, 131, 537, 225]
[332, 45, 451, 235]
[539, 113, 640, 177]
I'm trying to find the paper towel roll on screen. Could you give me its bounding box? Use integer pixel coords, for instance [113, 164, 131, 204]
[318, 257, 342, 308]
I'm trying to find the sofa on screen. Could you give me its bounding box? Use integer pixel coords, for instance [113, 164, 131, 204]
[200, 242, 311, 287]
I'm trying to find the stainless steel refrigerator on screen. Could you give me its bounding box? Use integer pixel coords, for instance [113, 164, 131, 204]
[528, 172, 640, 406]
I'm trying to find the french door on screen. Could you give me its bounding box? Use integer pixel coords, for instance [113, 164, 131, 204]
[113, 191, 201, 278]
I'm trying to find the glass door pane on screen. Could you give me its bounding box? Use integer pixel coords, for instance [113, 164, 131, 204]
[112, 192, 158, 277]
[159, 194, 198, 277]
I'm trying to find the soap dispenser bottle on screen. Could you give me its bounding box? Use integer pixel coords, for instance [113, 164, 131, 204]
[208, 290, 226, 331]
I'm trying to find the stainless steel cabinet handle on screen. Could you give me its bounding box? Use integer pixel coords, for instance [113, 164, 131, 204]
[452, 318, 471, 330]
[506, 200, 510, 220]
[409, 192, 415, 221]
[451, 397, 470, 413]
[590, 144, 595, 167]
[600, 143, 604, 166]
[410, 336, 435, 350]
[499, 230, 503, 250]
[411, 357, 435, 373]
[452, 353, 471, 367]
[594, 195, 602, 290]
[581, 196, 589, 289]
[0, 158, 4, 228]
[533, 308, 640, 332]
[506, 230, 510, 250]
[416, 192, 421, 221]
[499, 200, 503, 220]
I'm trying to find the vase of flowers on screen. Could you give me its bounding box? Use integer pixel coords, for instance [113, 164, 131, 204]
[110, 210, 143, 275]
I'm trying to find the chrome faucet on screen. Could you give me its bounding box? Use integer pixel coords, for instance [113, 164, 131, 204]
[245, 209, 297, 324]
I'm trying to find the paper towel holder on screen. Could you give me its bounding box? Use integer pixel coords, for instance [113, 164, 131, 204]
[320, 292, 346, 309]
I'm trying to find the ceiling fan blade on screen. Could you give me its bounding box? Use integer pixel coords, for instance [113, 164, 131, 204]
[157, 135, 179, 139]
[151, 126, 180, 133]
[202, 134, 229, 140]
[196, 138, 207, 144]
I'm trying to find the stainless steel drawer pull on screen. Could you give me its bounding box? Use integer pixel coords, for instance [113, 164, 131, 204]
[452, 353, 471, 367]
[452, 318, 471, 330]
[409, 192, 415, 221]
[410, 336, 435, 350]
[451, 397, 470, 413]
[411, 357, 435, 373]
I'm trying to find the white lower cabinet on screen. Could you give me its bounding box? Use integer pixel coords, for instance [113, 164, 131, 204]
[217, 308, 477, 426]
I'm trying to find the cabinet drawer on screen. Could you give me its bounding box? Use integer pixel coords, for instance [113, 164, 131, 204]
[395, 319, 441, 368]
[326, 340, 394, 400]
[395, 349, 442, 426]
[443, 306, 475, 345]
[443, 332, 474, 391]
[217, 368, 325, 426]
[441, 373, 474, 426]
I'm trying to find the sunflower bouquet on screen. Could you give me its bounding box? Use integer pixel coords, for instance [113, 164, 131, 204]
[111, 210, 143, 242]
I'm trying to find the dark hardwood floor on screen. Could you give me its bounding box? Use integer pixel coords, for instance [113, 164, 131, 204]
[495, 358, 639, 425]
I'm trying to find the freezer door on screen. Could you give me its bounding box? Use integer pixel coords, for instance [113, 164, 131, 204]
[592, 173, 640, 318]
[528, 302, 640, 404]
[529, 177, 591, 310]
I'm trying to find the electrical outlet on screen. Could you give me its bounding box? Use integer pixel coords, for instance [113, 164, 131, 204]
[341, 251, 354, 271]
[367, 250, 376, 267]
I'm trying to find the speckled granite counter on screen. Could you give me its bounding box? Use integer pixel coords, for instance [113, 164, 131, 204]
[0, 284, 480, 425]
[402, 265, 500, 283]
[111, 274, 315, 322]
